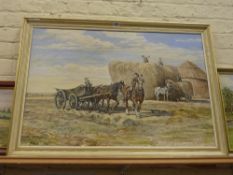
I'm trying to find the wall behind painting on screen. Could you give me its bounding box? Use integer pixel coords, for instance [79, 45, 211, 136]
[0, 0, 233, 173]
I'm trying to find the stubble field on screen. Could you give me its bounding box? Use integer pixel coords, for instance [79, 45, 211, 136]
[21, 95, 215, 147]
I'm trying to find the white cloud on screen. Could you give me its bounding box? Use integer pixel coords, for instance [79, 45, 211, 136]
[102, 31, 203, 66]
[27, 63, 110, 93]
[28, 29, 206, 93]
[176, 38, 202, 43]
[36, 29, 115, 52]
[35, 43, 76, 50]
[116, 40, 203, 66]
[34, 29, 204, 66]
[103, 32, 147, 45]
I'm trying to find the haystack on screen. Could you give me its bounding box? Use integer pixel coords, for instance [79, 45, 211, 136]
[163, 65, 181, 82]
[108, 61, 179, 99]
[178, 61, 209, 98]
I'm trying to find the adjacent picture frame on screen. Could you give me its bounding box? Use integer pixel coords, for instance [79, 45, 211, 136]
[8, 18, 227, 159]
[0, 81, 14, 155]
[218, 68, 233, 153]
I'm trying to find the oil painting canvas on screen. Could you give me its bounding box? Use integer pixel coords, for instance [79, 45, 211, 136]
[22, 28, 215, 147]
[219, 72, 233, 151]
[8, 19, 226, 158]
[0, 88, 13, 148]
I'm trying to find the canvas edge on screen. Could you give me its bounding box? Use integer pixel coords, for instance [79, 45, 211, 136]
[217, 67, 233, 155]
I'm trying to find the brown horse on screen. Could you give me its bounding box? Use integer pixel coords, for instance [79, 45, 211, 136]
[96, 81, 125, 113]
[121, 83, 144, 117]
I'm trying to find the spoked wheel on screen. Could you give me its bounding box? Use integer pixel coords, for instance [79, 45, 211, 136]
[69, 93, 78, 109]
[55, 90, 66, 109]
[92, 97, 100, 110]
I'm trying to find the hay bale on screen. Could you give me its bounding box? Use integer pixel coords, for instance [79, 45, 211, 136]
[178, 61, 209, 98]
[178, 61, 207, 81]
[166, 79, 184, 101]
[108, 61, 180, 99]
[177, 81, 194, 98]
[163, 65, 181, 82]
[166, 79, 193, 101]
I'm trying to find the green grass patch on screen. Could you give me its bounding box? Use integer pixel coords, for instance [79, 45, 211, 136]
[227, 127, 233, 151]
[0, 119, 10, 147]
[226, 112, 233, 120]
[21, 99, 215, 147]
[0, 111, 11, 118]
[174, 107, 210, 119]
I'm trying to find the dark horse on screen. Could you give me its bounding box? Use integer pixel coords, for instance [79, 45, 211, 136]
[121, 83, 144, 117]
[96, 81, 125, 113]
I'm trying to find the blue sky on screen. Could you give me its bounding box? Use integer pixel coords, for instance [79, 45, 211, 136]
[27, 28, 206, 93]
[31, 28, 204, 66]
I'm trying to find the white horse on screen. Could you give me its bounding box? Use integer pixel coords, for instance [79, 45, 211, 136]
[154, 86, 168, 101]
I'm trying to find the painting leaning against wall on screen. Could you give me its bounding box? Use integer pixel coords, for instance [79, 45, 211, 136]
[219, 72, 233, 151]
[7, 19, 227, 158]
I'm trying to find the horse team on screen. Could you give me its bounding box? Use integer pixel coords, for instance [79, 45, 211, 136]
[56, 74, 193, 117]
[76, 73, 145, 117]
[56, 75, 145, 117]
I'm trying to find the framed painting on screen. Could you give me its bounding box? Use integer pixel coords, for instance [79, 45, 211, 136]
[218, 68, 233, 153]
[0, 81, 14, 155]
[8, 18, 227, 159]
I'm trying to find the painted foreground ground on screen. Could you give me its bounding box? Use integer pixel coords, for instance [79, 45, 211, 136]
[0, 111, 11, 147]
[21, 96, 215, 147]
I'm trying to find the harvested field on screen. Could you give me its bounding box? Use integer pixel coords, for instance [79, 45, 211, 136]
[21, 95, 215, 147]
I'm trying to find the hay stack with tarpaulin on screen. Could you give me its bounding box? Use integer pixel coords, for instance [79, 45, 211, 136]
[178, 61, 209, 99]
[108, 61, 179, 100]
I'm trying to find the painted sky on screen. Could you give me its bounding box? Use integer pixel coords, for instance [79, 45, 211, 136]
[0, 89, 13, 110]
[27, 28, 206, 93]
[220, 74, 233, 90]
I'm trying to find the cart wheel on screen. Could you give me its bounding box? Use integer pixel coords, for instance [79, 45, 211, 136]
[69, 93, 78, 109]
[55, 90, 66, 109]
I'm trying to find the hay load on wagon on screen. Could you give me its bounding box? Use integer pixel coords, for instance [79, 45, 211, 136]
[109, 60, 209, 100]
[178, 61, 209, 99]
[108, 61, 180, 100]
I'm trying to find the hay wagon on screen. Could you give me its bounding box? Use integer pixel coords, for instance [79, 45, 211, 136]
[54, 85, 110, 110]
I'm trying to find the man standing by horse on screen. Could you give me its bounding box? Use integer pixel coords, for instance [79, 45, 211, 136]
[131, 73, 140, 90]
[84, 77, 92, 95]
[121, 72, 145, 117]
[138, 74, 145, 91]
[131, 73, 145, 92]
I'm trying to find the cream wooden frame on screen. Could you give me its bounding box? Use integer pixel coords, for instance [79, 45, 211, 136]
[7, 17, 228, 159]
[218, 67, 233, 154]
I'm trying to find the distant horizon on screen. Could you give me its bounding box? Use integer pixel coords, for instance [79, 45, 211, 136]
[26, 60, 206, 94]
[27, 28, 207, 93]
